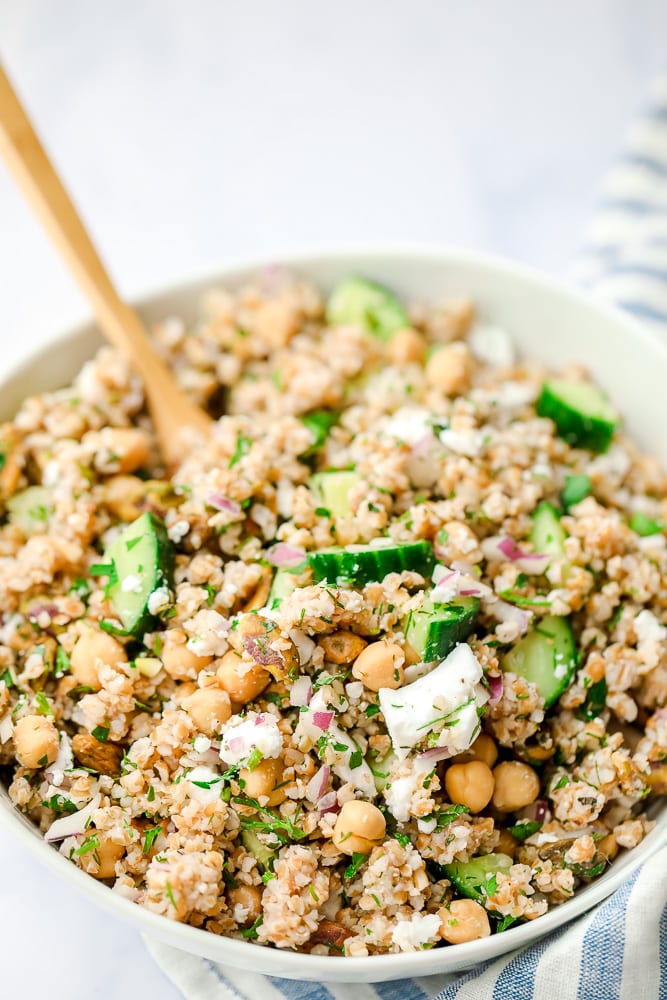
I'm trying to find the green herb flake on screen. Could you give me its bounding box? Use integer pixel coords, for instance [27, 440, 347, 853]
[246, 748, 264, 772]
[147, 785, 155, 802]
[630, 511, 664, 537]
[74, 832, 100, 857]
[241, 915, 263, 940]
[143, 825, 162, 855]
[508, 820, 542, 841]
[91, 725, 110, 742]
[54, 644, 70, 678]
[34, 691, 53, 716]
[435, 804, 469, 830]
[344, 852, 368, 879]
[165, 880, 177, 909]
[229, 434, 252, 468]
[42, 794, 77, 814]
[365, 703, 381, 718]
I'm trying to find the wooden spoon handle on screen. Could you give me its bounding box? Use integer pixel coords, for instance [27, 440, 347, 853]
[0, 64, 211, 460]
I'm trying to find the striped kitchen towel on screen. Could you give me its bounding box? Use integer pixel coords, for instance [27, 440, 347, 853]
[145, 78, 667, 1000]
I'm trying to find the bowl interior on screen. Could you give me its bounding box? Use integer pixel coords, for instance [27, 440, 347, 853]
[1, 246, 666, 982]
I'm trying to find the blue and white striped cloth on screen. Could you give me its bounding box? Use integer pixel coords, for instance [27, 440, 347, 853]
[145, 78, 667, 1000]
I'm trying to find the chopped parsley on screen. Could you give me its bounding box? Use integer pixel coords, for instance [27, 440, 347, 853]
[34, 691, 53, 716]
[165, 880, 177, 909]
[54, 644, 70, 678]
[74, 832, 100, 857]
[42, 794, 77, 814]
[365, 703, 381, 718]
[435, 804, 469, 830]
[91, 725, 109, 742]
[577, 677, 607, 721]
[508, 820, 542, 841]
[241, 915, 263, 940]
[235, 795, 306, 845]
[344, 852, 368, 879]
[229, 434, 252, 468]
[630, 511, 663, 537]
[143, 825, 162, 855]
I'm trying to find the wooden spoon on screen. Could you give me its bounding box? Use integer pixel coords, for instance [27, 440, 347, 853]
[0, 63, 212, 464]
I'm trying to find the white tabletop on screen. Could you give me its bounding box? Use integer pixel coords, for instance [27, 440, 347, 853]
[0, 2, 666, 996]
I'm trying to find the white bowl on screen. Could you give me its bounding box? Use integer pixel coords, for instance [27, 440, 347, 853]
[1, 245, 666, 983]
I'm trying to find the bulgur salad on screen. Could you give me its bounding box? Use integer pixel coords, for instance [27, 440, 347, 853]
[0, 271, 665, 957]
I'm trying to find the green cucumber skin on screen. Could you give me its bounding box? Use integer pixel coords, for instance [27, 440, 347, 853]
[444, 853, 513, 902]
[536, 381, 617, 453]
[405, 597, 480, 662]
[105, 512, 175, 637]
[308, 540, 435, 586]
[7, 486, 53, 534]
[241, 830, 276, 871]
[268, 567, 302, 609]
[326, 277, 409, 342]
[502, 614, 578, 709]
[531, 502, 566, 558]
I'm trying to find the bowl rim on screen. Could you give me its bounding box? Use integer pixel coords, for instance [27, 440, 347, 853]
[2, 241, 666, 981]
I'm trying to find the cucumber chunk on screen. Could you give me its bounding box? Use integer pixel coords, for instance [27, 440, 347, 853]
[444, 853, 513, 902]
[326, 277, 409, 342]
[310, 470, 361, 518]
[404, 596, 480, 663]
[502, 614, 578, 708]
[561, 474, 591, 511]
[300, 410, 339, 456]
[308, 540, 435, 586]
[7, 486, 53, 534]
[537, 379, 619, 453]
[267, 567, 304, 609]
[241, 829, 276, 872]
[531, 502, 566, 558]
[101, 512, 175, 636]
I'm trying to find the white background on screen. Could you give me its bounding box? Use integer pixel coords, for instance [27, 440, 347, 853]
[0, 2, 666, 997]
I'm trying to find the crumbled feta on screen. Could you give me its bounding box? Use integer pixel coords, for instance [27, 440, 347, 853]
[468, 322, 515, 367]
[147, 586, 171, 615]
[417, 815, 437, 834]
[635, 609, 667, 644]
[590, 446, 631, 480]
[193, 735, 212, 754]
[121, 574, 143, 594]
[168, 519, 190, 543]
[379, 643, 488, 760]
[186, 765, 223, 805]
[183, 609, 230, 657]
[439, 428, 485, 457]
[384, 755, 433, 822]
[383, 407, 433, 446]
[296, 690, 376, 797]
[219, 712, 283, 766]
[392, 912, 441, 952]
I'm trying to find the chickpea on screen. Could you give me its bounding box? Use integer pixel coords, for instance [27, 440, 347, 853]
[216, 649, 271, 704]
[105, 475, 145, 522]
[388, 327, 426, 366]
[453, 733, 498, 769]
[161, 628, 213, 680]
[239, 756, 285, 806]
[95, 428, 151, 474]
[597, 833, 619, 862]
[425, 342, 473, 395]
[183, 687, 232, 735]
[318, 631, 368, 665]
[332, 800, 386, 856]
[14, 714, 59, 768]
[352, 641, 405, 692]
[445, 761, 495, 814]
[70, 629, 127, 691]
[492, 761, 541, 813]
[438, 899, 491, 944]
[228, 884, 262, 927]
[495, 828, 518, 859]
[85, 834, 124, 880]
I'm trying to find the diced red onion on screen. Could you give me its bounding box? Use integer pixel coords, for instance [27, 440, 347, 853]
[483, 536, 551, 575]
[27, 604, 60, 622]
[254, 713, 268, 726]
[487, 674, 504, 705]
[312, 710, 334, 731]
[0, 713, 13, 743]
[243, 635, 284, 668]
[317, 790, 339, 815]
[266, 543, 307, 568]
[522, 799, 550, 823]
[289, 676, 313, 708]
[420, 745, 454, 762]
[492, 600, 532, 635]
[227, 736, 245, 754]
[305, 765, 331, 803]
[45, 793, 101, 843]
[207, 494, 242, 516]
